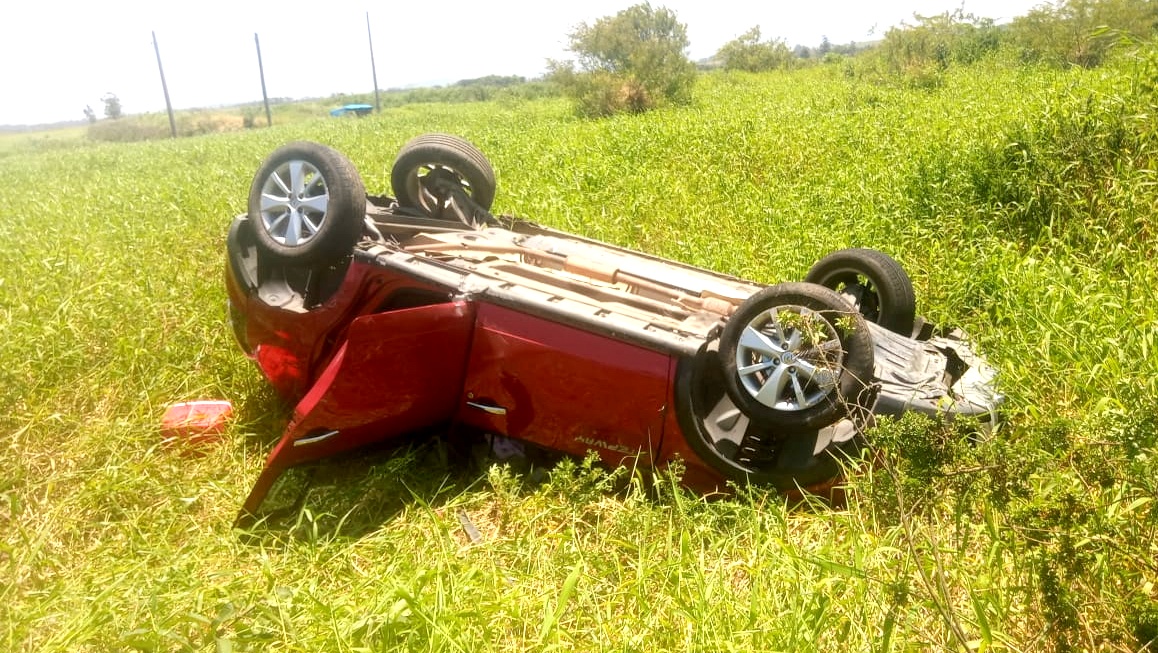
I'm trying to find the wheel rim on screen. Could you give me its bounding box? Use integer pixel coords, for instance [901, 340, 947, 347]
[258, 159, 330, 247]
[733, 305, 844, 411]
[404, 163, 474, 213]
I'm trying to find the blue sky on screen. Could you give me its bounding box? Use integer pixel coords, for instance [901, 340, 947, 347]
[2, 0, 1044, 126]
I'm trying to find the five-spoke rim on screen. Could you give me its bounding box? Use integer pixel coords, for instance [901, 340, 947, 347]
[733, 305, 844, 411]
[405, 164, 473, 212]
[258, 160, 330, 246]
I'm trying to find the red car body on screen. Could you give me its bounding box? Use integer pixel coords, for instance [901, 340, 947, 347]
[227, 216, 820, 519]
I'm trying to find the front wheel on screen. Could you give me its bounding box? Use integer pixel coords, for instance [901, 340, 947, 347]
[674, 340, 867, 490]
[719, 282, 875, 433]
[391, 134, 496, 216]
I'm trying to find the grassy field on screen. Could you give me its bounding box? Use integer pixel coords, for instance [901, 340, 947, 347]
[3, 52, 1157, 651]
[0, 126, 88, 157]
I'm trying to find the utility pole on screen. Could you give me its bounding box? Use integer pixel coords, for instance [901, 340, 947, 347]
[255, 33, 273, 127]
[367, 12, 381, 112]
[152, 31, 177, 138]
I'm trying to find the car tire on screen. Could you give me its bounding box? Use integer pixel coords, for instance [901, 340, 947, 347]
[247, 142, 366, 264]
[805, 248, 916, 337]
[674, 341, 867, 490]
[719, 282, 875, 433]
[391, 133, 496, 215]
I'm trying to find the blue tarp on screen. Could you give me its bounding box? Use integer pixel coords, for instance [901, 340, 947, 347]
[329, 104, 374, 117]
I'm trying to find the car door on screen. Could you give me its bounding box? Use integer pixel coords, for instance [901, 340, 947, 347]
[456, 302, 671, 469]
[240, 300, 476, 521]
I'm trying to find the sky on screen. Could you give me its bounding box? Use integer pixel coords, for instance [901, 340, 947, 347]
[2, 0, 1046, 126]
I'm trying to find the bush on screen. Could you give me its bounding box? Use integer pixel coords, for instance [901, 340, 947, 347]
[878, 10, 1003, 73]
[87, 117, 170, 143]
[715, 27, 796, 72]
[87, 110, 247, 143]
[839, 10, 1003, 88]
[549, 3, 696, 117]
[1010, 0, 1158, 67]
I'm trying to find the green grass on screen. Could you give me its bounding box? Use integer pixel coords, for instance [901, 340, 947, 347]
[2, 53, 1157, 652]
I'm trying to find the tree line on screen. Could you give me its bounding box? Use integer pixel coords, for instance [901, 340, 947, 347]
[86, 0, 1157, 138]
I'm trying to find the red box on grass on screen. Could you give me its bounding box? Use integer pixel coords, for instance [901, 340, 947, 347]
[161, 400, 232, 453]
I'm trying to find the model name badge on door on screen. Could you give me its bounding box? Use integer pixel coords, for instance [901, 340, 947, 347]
[575, 435, 635, 456]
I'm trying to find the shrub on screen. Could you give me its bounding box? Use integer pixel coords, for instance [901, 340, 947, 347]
[87, 111, 247, 142]
[715, 27, 796, 72]
[87, 117, 170, 142]
[1009, 0, 1158, 67]
[841, 10, 1002, 88]
[877, 9, 1003, 73]
[549, 3, 696, 117]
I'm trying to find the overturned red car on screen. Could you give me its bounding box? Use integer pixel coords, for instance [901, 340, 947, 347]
[226, 134, 1000, 523]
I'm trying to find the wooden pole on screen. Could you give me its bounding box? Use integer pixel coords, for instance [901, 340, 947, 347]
[152, 31, 177, 138]
[255, 33, 273, 127]
[367, 12, 381, 113]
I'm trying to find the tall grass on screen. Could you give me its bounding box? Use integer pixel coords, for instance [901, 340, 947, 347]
[2, 49, 1156, 651]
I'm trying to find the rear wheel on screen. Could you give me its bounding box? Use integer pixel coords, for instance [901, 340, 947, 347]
[247, 142, 366, 264]
[805, 248, 916, 337]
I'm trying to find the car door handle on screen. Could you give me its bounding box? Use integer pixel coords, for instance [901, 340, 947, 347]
[466, 401, 508, 416]
[294, 429, 340, 447]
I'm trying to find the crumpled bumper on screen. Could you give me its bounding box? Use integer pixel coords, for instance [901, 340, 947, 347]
[869, 322, 1003, 427]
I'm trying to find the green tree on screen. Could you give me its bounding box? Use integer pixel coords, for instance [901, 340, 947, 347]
[549, 3, 695, 117]
[715, 27, 795, 72]
[101, 93, 122, 120]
